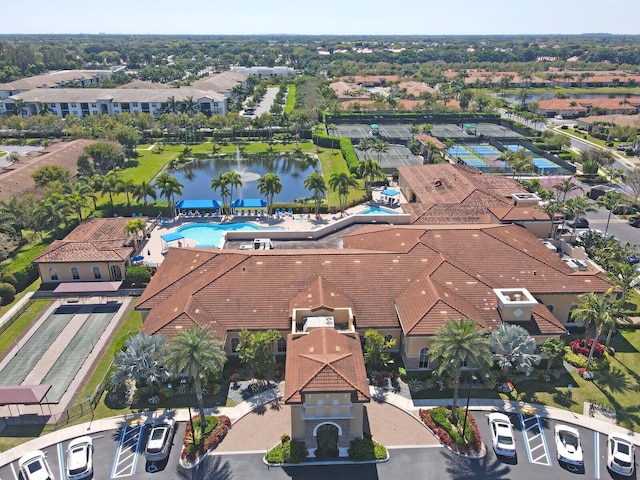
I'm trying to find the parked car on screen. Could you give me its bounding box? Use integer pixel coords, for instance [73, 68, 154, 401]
[488, 413, 516, 457]
[18, 450, 55, 480]
[629, 216, 640, 227]
[145, 418, 176, 462]
[612, 204, 638, 215]
[607, 432, 635, 477]
[555, 425, 583, 469]
[628, 256, 640, 266]
[67, 436, 93, 480]
[566, 217, 589, 229]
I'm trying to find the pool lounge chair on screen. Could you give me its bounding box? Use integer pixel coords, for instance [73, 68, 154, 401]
[288, 208, 293, 216]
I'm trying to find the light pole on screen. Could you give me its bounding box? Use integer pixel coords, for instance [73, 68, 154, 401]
[461, 375, 477, 442]
[86, 395, 94, 430]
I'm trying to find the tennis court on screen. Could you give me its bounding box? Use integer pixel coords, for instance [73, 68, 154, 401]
[431, 123, 522, 139]
[356, 144, 422, 169]
[533, 157, 564, 174]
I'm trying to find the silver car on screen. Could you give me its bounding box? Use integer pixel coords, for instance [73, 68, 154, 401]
[145, 418, 176, 462]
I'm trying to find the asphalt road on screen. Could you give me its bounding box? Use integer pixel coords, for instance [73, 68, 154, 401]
[2, 410, 634, 480]
[581, 205, 639, 248]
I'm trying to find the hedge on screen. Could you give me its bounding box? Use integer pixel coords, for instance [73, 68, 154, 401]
[265, 440, 307, 464]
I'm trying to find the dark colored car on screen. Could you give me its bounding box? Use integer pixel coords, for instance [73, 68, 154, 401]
[629, 216, 640, 228]
[612, 204, 638, 215]
[566, 217, 589, 229]
[628, 257, 640, 266]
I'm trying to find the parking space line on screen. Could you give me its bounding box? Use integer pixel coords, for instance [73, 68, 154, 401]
[518, 413, 552, 467]
[110, 423, 144, 479]
[9, 462, 18, 480]
[594, 431, 599, 479]
[57, 442, 66, 480]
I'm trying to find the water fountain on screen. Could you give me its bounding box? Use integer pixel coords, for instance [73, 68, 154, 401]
[235, 147, 261, 183]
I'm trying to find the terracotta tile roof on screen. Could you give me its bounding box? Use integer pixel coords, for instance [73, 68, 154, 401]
[32, 217, 134, 263]
[537, 97, 640, 113]
[488, 206, 551, 222]
[398, 164, 528, 224]
[139, 224, 612, 342]
[289, 276, 355, 312]
[284, 328, 370, 404]
[414, 134, 445, 150]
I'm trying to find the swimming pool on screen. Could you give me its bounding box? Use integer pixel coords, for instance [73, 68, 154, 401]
[359, 205, 400, 215]
[177, 222, 283, 247]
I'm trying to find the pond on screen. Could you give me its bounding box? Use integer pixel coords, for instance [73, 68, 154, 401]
[169, 153, 320, 203]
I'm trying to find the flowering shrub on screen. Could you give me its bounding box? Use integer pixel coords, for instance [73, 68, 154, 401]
[419, 407, 482, 455]
[181, 414, 231, 462]
[570, 339, 604, 357]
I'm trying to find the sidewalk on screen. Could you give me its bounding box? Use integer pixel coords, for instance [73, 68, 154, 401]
[2, 385, 639, 468]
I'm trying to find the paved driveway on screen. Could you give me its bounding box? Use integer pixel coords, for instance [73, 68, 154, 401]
[214, 400, 438, 453]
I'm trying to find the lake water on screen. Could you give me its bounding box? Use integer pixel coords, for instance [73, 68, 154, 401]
[170, 154, 320, 203]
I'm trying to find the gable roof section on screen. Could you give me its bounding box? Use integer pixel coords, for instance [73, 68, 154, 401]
[32, 217, 134, 264]
[488, 205, 551, 222]
[284, 328, 370, 404]
[289, 276, 354, 312]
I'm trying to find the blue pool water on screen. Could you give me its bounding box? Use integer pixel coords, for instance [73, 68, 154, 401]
[177, 222, 283, 247]
[359, 205, 399, 215]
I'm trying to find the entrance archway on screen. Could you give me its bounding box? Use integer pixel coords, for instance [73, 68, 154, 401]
[315, 423, 339, 458]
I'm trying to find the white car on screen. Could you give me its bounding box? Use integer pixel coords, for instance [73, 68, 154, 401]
[145, 418, 176, 462]
[488, 413, 516, 457]
[555, 425, 583, 468]
[18, 450, 55, 480]
[67, 436, 93, 480]
[607, 432, 635, 476]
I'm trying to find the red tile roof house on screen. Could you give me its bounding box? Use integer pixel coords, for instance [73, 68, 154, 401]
[32, 217, 137, 286]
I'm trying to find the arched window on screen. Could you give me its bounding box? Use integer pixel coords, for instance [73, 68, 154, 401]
[93, 266, 102, 280]
[71, 267, 80, 280]
[231, 338, 240, 353]
[419, 347, 429, 369]
[384, 334, 394, 344]
[49, 267, 58, 281]
[546, 304, 554, 313]
[277, 337, 287, 353]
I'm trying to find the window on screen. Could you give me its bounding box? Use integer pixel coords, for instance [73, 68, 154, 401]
[231, 337, 240, 353]
[277, 337, 286, 352]
[546, 304, 554, 313]
[49, 267, 58, 281]
[419, 347, 429, 369]
[71, 267, 80, 280]
[316, 398, 324, 406]
[384, 334, 394, 344]
[93, 266, 101, 279]
[110, 265, 122, 280]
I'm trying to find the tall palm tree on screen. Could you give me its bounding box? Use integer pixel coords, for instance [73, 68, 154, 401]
[35, 193, 71, 238]
[64, 182, 91, 224]
[571, 288, 622, 369]
[564, 195, 597, 240]
[164, 325, 227, 438]
[257, 173, 282, 217]
[372, 139, 390, 164]
[111, 333, 169, 393]
[124, 219, 143, 250]
[540, 199, 564, 239]
[357, 138, 373, 161]
[155, 173, 183, 218]
[304, 171, 327, 217]
[101, 172, 120, 215]
[356, 158, 384, 196]
[540, 338, 565, 373]
[328, 172, 357, 214]
[134, 180, 157, 206]
[553, 176, 583, 202]
[117, 178, 137, 208]
[224, 171, 243, 215]
[211, 172, 231, 216]
[430, 317, 493, 424]
[596, 191, 624, 235]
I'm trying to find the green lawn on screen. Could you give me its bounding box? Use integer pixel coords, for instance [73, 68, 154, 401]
[284, 85, 296, 114]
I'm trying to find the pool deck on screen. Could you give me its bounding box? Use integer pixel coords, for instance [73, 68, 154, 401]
[141, 188, 406, 266]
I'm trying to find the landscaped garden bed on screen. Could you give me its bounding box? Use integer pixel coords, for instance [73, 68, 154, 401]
[180, 414, 231, 465]
[419, 406, 483, 456]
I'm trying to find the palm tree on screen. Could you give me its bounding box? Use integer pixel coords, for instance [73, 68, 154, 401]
[564, 195, 597, 240]
[211, 172, 231, 215]
[164, 325, 227, 438]
[164, 96, 179, 115]
[257, 173, 282, 217]
[111, 333, 169, 393]
[82, 174, 103, 209]
[540, 199, 564, 239]
[155, 173, 183, 218]
[117, 178, 137, 208]
[224, 171, 243, 215]
[490, 324, 540, 377]
[372, 139, 390, 164]
[571, 289, 621, 369]
[357, 158, 384, 196]
[303, 171, 327, 217]
[35, 193, 71, 238]
[134, 181, 157, 206]
[430, 317, 493, 424]
[357, 138, 373, 161]
[101, 172, 120, 215]
[500, 149, 532, 178]
[0, 211, 17, 238]
[596, 191, 624, 235]
[328, 172, 358, 215]
[64, 182, 91, 224]
[553, 177, 583, 202]
[124, 219, 143, 250]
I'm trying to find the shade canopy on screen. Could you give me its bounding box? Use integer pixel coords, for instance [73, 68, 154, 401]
[382, 189, 400, 197]
[175, 199, 221, 210]
[0, 385, 51, 405]
[231, 198, 267, 208]
[160, 232, 185, 243]
[54, 281, 122, 293]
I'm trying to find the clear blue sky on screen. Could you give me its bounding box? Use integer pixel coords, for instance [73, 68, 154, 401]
[5, 0, 638, 35]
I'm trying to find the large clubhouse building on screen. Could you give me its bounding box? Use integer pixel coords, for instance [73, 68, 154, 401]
[136, 223, 612, 369]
